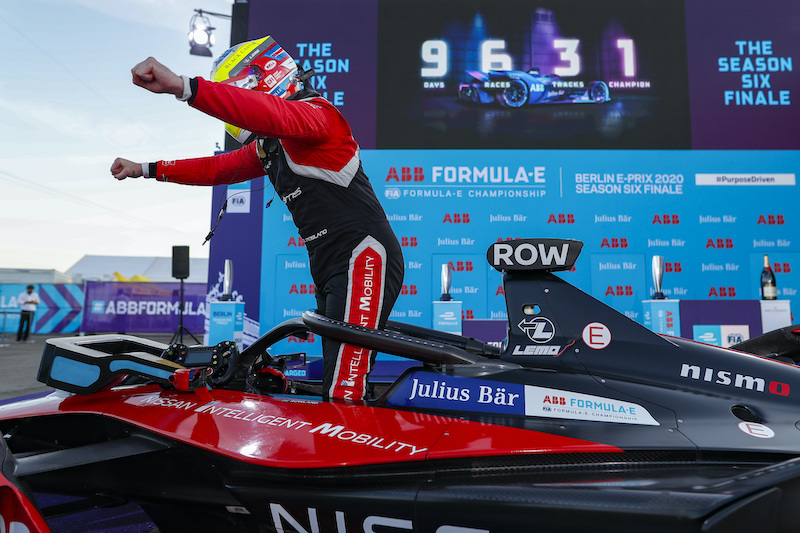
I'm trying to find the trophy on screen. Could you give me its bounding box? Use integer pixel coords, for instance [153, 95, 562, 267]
[440, 263, 453, 301]
[652, 255, 666, 300]
[220, 259, 234, 301]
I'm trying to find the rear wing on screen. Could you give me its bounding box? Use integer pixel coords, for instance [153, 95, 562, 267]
[487, 239, 583, 272]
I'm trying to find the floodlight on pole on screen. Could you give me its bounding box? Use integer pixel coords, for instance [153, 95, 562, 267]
[189, 9, 231, 57]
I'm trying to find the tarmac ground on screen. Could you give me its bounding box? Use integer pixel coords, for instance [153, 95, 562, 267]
[0, 332, 176, 402]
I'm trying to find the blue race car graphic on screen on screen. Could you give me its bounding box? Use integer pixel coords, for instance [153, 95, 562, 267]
[458, 68, 611, 107]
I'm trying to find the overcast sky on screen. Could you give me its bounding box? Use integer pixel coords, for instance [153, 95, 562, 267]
[0, 0, 235, 272]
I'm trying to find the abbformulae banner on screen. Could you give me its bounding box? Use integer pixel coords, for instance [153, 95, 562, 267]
[81, 282, 207, 334]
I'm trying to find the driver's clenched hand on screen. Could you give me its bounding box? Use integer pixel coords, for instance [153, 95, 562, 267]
[131, 57, 184, 97]
[110, 158, 143, 180]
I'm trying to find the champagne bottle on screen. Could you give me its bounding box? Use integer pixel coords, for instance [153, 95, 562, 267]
[761, 254, 777, 300]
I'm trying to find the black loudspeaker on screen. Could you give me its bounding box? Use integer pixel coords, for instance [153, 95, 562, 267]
[172, 246, 190, 280]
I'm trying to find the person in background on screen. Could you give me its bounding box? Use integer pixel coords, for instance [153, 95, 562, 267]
[109, 36, 404, 402]
[17, 285, 39, 343]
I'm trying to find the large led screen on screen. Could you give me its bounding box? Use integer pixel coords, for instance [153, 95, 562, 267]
[376, 0, 691, 149]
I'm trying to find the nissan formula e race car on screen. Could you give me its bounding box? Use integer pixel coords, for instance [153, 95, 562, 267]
[3, 238, 800, 532]
[458, 68, 611, 107]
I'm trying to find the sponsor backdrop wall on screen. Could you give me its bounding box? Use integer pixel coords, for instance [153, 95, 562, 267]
[206, 0, 799, 357]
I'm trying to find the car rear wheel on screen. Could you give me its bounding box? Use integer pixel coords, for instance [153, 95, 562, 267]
[499, 80, 528, 108]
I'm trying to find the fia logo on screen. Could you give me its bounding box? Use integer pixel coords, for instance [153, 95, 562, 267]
[518, 317, 556, 343]
[728, 333, 744, 345]
[384, 188, 401, 200]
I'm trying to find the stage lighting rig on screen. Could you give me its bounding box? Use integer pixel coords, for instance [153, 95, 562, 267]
[189, 8, 231, 57]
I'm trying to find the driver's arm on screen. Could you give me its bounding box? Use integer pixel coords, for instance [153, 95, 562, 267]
[112, 141, 266, 185]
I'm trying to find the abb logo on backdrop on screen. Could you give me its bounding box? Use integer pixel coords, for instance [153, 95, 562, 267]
[652, 214, 680, 224]
[665, 262, 682, 272]
[601, 238, 628, 248]
[757, 215, 785, 225]
[386, 167, 425, 182]
[289, 284, 315, 295]
[448, 261, 474, 272]
[443, 213, 470, 223]
[708, 287, 738, 297]
[400, 285, 418, 295]
[287, 237, 306, 247]
[605, 285, 634, 296]
[288, 334, 316, 343]
[773, 263, 792, 273]
[400, 237, 418, 247]
[706, 238, 734, 248]
[547, 213, 575, 224]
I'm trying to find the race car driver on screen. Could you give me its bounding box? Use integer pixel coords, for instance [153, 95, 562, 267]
[110, 36, 404, 402]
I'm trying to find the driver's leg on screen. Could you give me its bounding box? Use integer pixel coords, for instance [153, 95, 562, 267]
[319, 236, 401, 401]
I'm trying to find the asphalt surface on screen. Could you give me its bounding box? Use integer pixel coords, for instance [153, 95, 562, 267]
[0, 332, 175, 402]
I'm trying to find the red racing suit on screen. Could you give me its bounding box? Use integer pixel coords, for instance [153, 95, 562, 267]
[150, 78, 404, 401]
